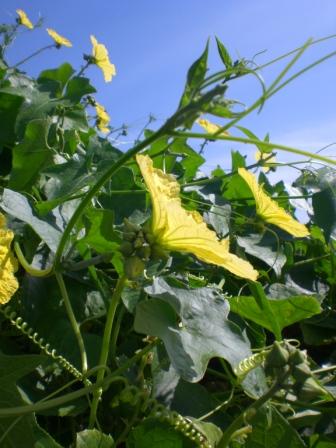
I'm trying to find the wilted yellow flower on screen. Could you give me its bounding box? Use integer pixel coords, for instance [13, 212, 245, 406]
[95, 101, 110, 133]
[238, 168, 309, 237]
[16, 9, 33, 30]
[197, 118, 229, 136]
[0, 214, 19, 305]
[136, 154, 258, 280]
[255, 150, 276, 173]
[47, 28, 72, 48]
[90, 35, 116, 82]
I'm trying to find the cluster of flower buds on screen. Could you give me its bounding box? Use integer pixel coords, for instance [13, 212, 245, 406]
[120, 219, 152, 280]
[265, 340, 326, 401]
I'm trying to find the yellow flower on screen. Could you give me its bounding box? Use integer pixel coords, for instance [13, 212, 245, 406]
[0, 214, 19, 305]
[90, 35, 116, 82]
[238, 168, 309, 237]
[46, 28, 72, 48]
[95, 101, 110, 133]
[16, 9, 33, 30]
[136, 154, 258, 281]
[255, 150, 276, 173]
[196, 118, 229, 136]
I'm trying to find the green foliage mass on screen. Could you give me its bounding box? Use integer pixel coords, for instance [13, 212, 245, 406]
[0, 11, 336, 448]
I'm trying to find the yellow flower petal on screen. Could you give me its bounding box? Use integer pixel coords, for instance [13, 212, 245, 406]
[136, 154, 258, 280]
[255, 150, 276, 173]
[196, 118, 229, 136]
[0, 214, 19, 305]
[238, 168, 309, 237]
[95, 101, 110, 133]
[47, 28, 72, 47]
[90, 35, 116, 82]
[16, 9, 33, 30]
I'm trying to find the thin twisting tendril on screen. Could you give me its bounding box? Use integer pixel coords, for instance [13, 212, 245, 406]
[0, 305, 91, 386]
[234, 351, 269, 378]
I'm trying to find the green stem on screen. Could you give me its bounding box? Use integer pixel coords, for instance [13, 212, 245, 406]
[55, 272, 88, 374]
[88, 275, 127, 428]
[217, 375, 286, 447]
[169, 131, 336, 167]
[14, 242, 53, 277]
[12, 44, 55, 68]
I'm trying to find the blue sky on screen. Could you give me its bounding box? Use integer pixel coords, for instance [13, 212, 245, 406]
[2, 0, 336, 172]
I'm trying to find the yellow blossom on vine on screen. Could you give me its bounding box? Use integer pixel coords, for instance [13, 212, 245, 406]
[90, 35, 116, 82]
[238, 167, 309, 237]
[16, 9, 33, 30]
[0, 213, 19, 304]
[196, 118, 229, 136]
[95, 101, 110, 133]
[136, 154, 258, 280]
[47, 28, 72, 48]
[255, 150, 276, 173]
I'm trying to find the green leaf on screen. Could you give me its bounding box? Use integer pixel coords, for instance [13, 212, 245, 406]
[81, 207, 120, 253]
[169, 138, 205, 181]
[65, 77, 96, 103]
[204, 204, 231, 237]
[38, 63, 75, 98]
[0, 352, 61, 448]
[215, 36, 233, 68]
[0, 92, 24, 146]
[244, 406, 305, 447]
[126, 419, 193, 448]
[312, 189, 336, 242]
[230, 288, 321, 335]
[134, 277, 252, 382]
[9, 119, 53, 191]
[301, 310, 336, 345]
[179, 41, 209, 109]
[237, 233, 286, 277]
[0, 188, 62, 252]
[76, 429, 114, 448]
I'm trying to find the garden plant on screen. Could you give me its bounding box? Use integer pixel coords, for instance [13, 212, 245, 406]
[0, 9, 336, 447]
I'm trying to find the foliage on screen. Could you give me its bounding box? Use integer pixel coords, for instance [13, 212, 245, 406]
[0, 10, 335, 448]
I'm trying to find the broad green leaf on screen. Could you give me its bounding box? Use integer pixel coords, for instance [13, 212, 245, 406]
[237, 233, 286, 277]
[0, 352, 61, 448]
[76, 429, 114, 448]
[179, 41, 209, 109]
[9, 119, 53, 191]
[42, 158, 95, 201]
[65, 77, 96, 103]
[61, 105, 89, 132]
[126, 419, 194, 448]
[38, 63, 75, 98]
[0, 188, 62, 252]
[230, 289, 321, 334]
[0, 92, 24, 146]
[81, 207, 120, 253]
[215, 36, 233, 68]
[134, 277, 252, 382]
[312, 189, 336, 242]
[244, 406, 305, 447]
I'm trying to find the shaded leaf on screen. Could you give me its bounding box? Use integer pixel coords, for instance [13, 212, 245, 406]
[312, 189, 336, 242]
[0, 92, 24, 146]
[237, 233, 286, 276]
[10, 119, 53, 191]
[65, 77, 96, 103]
[0, 352, 61, 448]
[38, 63, 75, 98]
[244, 406, 305, 447]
